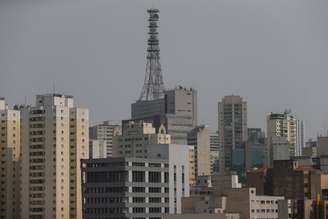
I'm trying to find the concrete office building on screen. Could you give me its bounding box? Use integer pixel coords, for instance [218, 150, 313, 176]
[131, 86, 197, 144]
[89, 139, 107, 159]
[89, 120, 121, 157]
[0, 98, 21, 219]
[296, 120, 305, 157]
[19, 94, 89, 219]
[303, 139, 318, 157]
[267, 111, 298, 166]
[81, 144, 190, 218]
[112, 120, 197, 185]
[186, 174, 283, 219]
[209, 132, 220, 174]
[218, 95, 248, 173]
[225, 188, 284, 219]
[317, 136, 328, 156]
[187, 125, 211, 179]
[112, 121, 171, 158]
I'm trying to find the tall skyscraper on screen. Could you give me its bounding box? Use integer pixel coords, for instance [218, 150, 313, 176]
[296, 120, 305, 157]
[19, 94, 89, 219]
[266, 111, 299, 166]
[187, 125, 211, 180]
[89, 120, 121, 157]
[0, 98, 21, 219]
[218, 95, 248, 173]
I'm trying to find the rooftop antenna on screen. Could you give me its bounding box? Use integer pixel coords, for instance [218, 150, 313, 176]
[52, 81, 56, 94]
[138, 8, 165, 101]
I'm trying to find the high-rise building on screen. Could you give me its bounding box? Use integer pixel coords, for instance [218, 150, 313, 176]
[81, 143, 190, 218]
[187, 125, 211, 180]
[246, 128, 266, 169]
[0, 98, 21, 219]
[218, 95, 247, 173]
[89, 120, 121, 157]
[209, 131, 220, 174]
[296, 120, 305, 157]
[132, 86, 197, 144]
[266, 111, 301, 166]
[19, 94, 89, 219]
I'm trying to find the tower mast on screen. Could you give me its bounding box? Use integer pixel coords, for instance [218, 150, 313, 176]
[139, 8, 165, 101]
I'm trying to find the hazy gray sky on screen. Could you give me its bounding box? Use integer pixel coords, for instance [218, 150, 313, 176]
[1, 0, 328, 139]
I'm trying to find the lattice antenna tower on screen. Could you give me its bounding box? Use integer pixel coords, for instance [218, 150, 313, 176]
[139, 8, 165, 101]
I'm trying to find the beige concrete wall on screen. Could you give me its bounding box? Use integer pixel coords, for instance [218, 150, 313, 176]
[0, 107, 21, 219]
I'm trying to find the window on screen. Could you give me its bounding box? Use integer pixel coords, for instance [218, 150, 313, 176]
[132, 187, 145, 193]
[133, 207, 145, 213]
[149, 197, 161, 203]
[149, 207, 161, 213]
[132, 171, 145, 182]
[164, 172, 169, 183]
[149, 171, 161, 183]
[149, 187, 161, 193]
[133, 197, 145, 203]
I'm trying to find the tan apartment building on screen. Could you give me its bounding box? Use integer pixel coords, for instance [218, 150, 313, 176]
[19, 94, 88, 219]
[0, 98, 21, 219]
[112, 120, 171, 157]
[187, 125, 211, 182]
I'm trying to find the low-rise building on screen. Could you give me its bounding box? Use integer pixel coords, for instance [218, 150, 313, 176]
[225, 188, 284, 219]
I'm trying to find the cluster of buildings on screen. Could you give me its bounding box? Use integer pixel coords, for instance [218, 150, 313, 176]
[1, 7, 328, 219]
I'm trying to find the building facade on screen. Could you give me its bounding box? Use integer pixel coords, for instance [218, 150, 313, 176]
[246, 128, 266, 169]
[112, 121, 171, 158]
[89, 139, 107, 159]
[267, 111, 300, 166]
[89, 120, 121, 157]
[187, 125, 211, 180]
[0, 98, 21, 219]
[218, 95, 247, 173]
[131, 86, 197, 144]
[209, 132, 220, 174]
[82, 144, 190, 218]
[81, 157, 170, 219]
[19, 94, 89, 219]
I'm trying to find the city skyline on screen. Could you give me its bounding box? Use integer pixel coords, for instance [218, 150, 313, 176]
[1, 0, 328, 140]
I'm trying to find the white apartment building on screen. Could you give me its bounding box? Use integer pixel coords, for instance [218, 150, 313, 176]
[19, 94, 89, 219]
[267, 111, 302, 166]
[0, 98, 21, 219]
